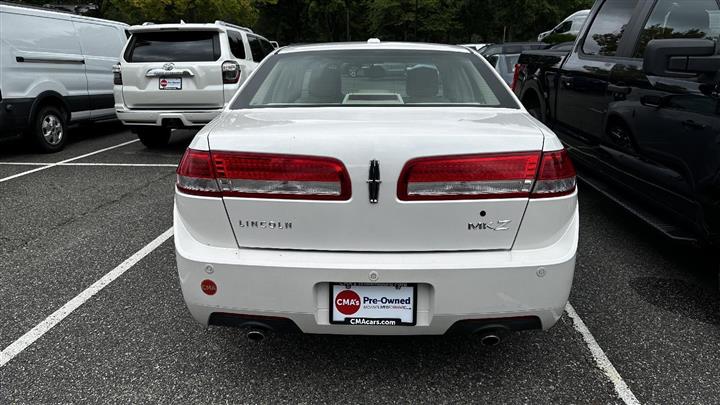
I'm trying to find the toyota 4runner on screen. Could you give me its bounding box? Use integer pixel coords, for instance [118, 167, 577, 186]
[113, 20, 276, 148]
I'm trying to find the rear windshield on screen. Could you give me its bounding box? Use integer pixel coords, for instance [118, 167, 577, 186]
[125, 31, 220, 62]
[232, 49, 518, 109]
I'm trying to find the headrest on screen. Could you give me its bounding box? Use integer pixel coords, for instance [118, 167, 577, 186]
[406, 66, 439, 98]
[309, 64, 342, 99]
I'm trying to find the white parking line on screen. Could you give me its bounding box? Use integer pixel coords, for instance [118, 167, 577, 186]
[0, 139, 139, 183]
[0, 228, 173, 368]
[59, 163, 178, 167]
[0, 162, 49, 166]
[0, 162, 176, 168]
[565, 303, 640, 405]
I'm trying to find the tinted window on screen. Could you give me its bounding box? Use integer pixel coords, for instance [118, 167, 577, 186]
[635, 0, 720, 57]
[556, 20, 573, 34]
[487, 54, 499, 67]
[126, 31, 219, 62]
[582, 0, 639, 56]
[248, 35, 265, 62]
[228, 30, 246, 59]
[260, 38, 275, 57]
[233, 50, 518, 109]
[481, 45, 502, 57]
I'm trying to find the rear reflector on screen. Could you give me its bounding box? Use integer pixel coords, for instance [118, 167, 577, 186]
[398, 152, 541, 200]
[531, 149, 576, 198]
[398, 150, 576, 201]
[176, 149, 351, 200]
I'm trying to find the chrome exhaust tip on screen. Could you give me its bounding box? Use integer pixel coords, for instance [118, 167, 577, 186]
[246, 329, 266, 342]
[479, 334, 501, 346]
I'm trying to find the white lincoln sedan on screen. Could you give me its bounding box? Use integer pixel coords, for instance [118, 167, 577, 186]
[174, 41, 578, 344]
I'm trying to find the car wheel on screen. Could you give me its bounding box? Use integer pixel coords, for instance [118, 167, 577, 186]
[527, 105, 544, 121]
[29, 105, 67, 153]
[135, 127, 172, 149]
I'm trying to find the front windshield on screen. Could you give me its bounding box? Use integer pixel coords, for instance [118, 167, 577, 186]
[233, 49, 517, 109]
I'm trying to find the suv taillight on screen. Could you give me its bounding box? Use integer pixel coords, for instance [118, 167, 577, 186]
[222, 61, 241, 84]
[511, 64, 522, 91]
[397, 149, 576, 201]
[176, 149, 351, 200]
[112, 64, 122, 85]
[530, 149, 576, 198]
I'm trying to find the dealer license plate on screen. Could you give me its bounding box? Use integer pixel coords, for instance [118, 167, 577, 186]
[159, 77, 182, 90]
[330, 283, 416, 326]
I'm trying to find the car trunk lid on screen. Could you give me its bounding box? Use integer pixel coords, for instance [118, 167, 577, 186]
[207, 108, 546, 252]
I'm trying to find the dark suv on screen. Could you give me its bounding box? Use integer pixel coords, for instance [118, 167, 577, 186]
[513, 0, 720, 278]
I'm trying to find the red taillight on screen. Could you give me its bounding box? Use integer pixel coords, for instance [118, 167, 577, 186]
[531, 149, 576, 198]
[176, 149, 351, 200]
[511, 63, 521, 91]
[176, 149, 220, 197]
[222, 61, 240, 84]
[398, 152, 541, 201]
[397, 150, 576, 201]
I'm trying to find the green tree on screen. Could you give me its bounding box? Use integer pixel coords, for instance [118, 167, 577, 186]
[104, 0, 259, 25]
[8, 0, 596, 44]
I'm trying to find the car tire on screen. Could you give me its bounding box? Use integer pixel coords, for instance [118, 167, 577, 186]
[29, 105, 68, 153]
[135, 127, 172, 149]
[522, 92, 545, 122]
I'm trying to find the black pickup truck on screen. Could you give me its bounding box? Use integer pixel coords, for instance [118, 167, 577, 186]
[514, 0, 720, 269]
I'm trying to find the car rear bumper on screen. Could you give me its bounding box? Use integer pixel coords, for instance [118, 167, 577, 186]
[115, 105, 222, 127]
[174, 203, 578, 335]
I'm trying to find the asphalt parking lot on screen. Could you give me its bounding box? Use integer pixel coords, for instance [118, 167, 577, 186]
[1, 125, 719, 404]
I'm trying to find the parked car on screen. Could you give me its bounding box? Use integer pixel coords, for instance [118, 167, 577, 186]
[486, 53, 522, 86]
[0, 3, 128, 152]
[114, 21, 275, 148]
[480, 42, 547, 58]
[460, 43, 490, 52]
[537, 9, 590, 43]
[514, 0, 720, 282]
[174, 41, 578, 341]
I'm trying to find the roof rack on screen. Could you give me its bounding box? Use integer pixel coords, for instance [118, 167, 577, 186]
[141, 22, 154, 25]
[214, 20, 253, 33]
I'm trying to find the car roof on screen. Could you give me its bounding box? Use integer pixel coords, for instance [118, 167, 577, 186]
[568, 9, 591, 18]
[484, 42, 546, 54]
[0, 2, 128, 26]
[128, 22, 266, 38]
[129, 23, 226, 33]
[279, 41, 471, 54]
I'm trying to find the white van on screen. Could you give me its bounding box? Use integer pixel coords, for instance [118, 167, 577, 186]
[537, 10, 590, 42]
[0, 3, 128, 152]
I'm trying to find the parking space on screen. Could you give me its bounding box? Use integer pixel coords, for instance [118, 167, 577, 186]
[0, 126, 718, 404]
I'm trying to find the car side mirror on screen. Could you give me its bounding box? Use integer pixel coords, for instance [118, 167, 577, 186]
[643, 39, 720, 78]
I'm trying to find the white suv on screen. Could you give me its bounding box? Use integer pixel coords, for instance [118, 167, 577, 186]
[113, 21, 276, 148]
